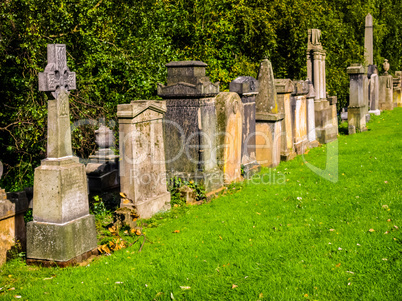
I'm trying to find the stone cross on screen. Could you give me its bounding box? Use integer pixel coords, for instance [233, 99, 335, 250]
[38, 44, 76, 158]
[364, 14, 373, 66]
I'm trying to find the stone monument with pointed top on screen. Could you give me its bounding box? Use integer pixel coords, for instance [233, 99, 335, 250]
[364, 14, 373, 66]
[26, 44, 97, 266]
[255, 59, 284, 167]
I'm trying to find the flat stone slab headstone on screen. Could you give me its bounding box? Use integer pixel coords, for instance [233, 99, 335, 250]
[118, 100, 171, 219]
[215, 92, 243, 184]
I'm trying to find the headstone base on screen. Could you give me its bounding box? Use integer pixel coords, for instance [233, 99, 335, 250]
[242, 161, 261, 179]
[308, 140, 320, 149]
[369, 109, 381, 116]
[26, 214, 97, 262]
[348, 106, 368, 134]
[168, 169, 224, 193]
[27, 248, 98, 268]
[316, 126, 338, 144]
[379, 103, 394, 111]
[120, 191, 171, 219]
[315, 101, 337, 144]
[280, 151, 296, 162]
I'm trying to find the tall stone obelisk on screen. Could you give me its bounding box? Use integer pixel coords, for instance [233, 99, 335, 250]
[364, 14, 373, 66]
[27, 44, 97, 266]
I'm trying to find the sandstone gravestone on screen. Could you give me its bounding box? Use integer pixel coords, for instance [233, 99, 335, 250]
[215, 92, 244, 184]
[117, 100, 171, 219]
[255, 59, 284, 167]
[291, 81, 309, 154]
[368, 65, 381, 115]
[0, 189, 29, 266]
[364, 14, 374, 66]
[275, 79, 295, 161]
[229, 76, 260, 178]
[27, 44, 97, 265]
[347, 64, 368, 134]
[86, 121, 119, 193]
[157, 61, 222, 192]
[306, 29, 338, 143]
[379, 59, 394, 111]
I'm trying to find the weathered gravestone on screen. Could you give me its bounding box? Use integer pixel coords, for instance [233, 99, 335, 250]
[215, 92, 244, 184]
[306, 79, 319, 147]
[27, 44, 97, 265]
[393, 71, 401, 108]
[347, 64, 368, 134]
[229, 76, 260, 178]
[368, 65, 381, 115]
[379, 59, 394, 111]
[157, 61, 223, 192]
[255, 59, 284, 167]
[0, 168, 29, 266]
[307, 29, 338, 143]
[117, 100, 171, 219]
[275, 79, 296, 161]
[291, 80, 309, 154]
[364, 14, 374, 66]
[86, 121, 119, 193]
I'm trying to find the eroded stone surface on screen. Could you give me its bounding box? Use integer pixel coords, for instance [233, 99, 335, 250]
[118, 100, 171, 218]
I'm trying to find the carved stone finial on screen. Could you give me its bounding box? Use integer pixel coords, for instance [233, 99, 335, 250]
[383, 59, 390, 74]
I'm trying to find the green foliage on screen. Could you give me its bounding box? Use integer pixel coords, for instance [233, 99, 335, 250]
[0, 0, 401, 191]
[169, 176, 206, 206]
[23, 208, 33, 224]
[90, 195, 108, 217]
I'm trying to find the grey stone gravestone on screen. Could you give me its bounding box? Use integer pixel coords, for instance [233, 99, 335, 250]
[379, 59, 394, 111]
[229, 76, 260, 178]
[254, 59, 284, 167]
[27, 44, 97, 265]
[306, 29, 338, 143]
[157, 61, 223, 192]
[364, 14, 374, 66]
[86, 121, 119, 193]
[347, 64, 368, 134]
[368, 65, 381, 115]
[117, 100, 171, 218]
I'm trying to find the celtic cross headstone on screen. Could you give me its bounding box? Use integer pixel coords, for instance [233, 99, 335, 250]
[38, 44, 76, 158]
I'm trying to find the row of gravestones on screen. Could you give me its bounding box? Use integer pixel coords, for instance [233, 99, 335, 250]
[1, 23, 397, 266]
[345, 13, 402, 134]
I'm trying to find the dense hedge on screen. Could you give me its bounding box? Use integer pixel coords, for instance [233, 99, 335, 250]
[0, 0, 401, 191]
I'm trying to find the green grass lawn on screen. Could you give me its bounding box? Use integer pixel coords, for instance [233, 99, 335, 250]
[1, 109, 401, 300]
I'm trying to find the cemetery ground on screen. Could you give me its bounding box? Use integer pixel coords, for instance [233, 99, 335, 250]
[1, 109, 401, 300]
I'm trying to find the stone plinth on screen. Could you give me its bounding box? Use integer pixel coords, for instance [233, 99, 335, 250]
[215, 93, 243, 184]
[275, 79, 296, 161]
[347, 64, 368, 134]
[27, 44, 97, 265]
[291, 80, 309, 154]
[379, 74, 394, 111]
[229, 76, 260, 178]
[0, 190, 29, 266]
[158, 61, 223, 192]
[255, 59, 284, 167]
[117, 100, 171, 219]
[368, 65, 381, 115]
[328, 96, 339, 136]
